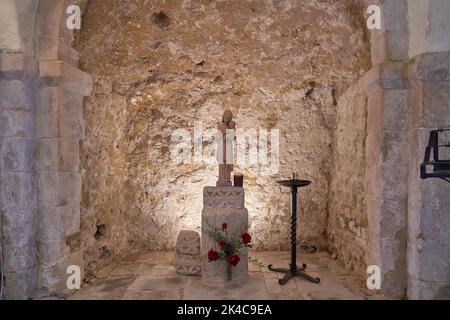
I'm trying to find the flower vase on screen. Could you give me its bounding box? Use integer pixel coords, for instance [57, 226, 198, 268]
[226, 263, 232, 281]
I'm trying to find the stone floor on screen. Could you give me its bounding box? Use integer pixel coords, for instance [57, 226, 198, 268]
[69, 251, 387, 300]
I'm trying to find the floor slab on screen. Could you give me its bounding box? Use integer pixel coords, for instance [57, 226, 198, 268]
[68, 251, 387, 300]
[184, 273, 270, 300]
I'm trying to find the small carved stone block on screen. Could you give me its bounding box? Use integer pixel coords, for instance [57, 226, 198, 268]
[176, 230, 200, 255]
[175, 230, 201, 276]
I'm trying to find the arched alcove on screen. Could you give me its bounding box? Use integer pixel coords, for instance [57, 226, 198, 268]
[74, 0, 371, 278]
[1, 0, 450, 300]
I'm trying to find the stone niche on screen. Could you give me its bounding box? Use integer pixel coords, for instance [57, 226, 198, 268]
[75, 0, 372, 271]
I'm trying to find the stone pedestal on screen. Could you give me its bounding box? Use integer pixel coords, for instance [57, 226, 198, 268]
[175, 230, 201, 276]
[201, 187, 248, 285]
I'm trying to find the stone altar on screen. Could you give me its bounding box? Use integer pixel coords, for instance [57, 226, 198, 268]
[201, 186, 249, 284]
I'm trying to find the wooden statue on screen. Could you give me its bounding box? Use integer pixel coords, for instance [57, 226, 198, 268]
[216, 110, 236, 186]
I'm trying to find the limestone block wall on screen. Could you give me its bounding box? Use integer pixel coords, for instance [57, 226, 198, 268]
[1, 0, 92, 299]
[329, 0, 412, 297]
[0, 52, 38, 299]
[0, 0, 39, 300]
[329, 65, 410, 297]
[407, 52, 450, 299]
[366, 64, 410, 298]
[404, 0, 450, 300]
[328, 60, 411, 291]
[329, 0, 450, 299]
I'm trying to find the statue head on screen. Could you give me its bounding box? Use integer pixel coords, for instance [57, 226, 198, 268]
[222, 110, 233, 123]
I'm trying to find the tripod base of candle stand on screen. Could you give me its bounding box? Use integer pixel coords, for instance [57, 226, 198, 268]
[268, 264, 320, 285]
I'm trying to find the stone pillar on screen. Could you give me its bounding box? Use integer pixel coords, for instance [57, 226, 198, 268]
[175, 230, 201, 275]
[34, 0, 92, 297]
[364, 63, 410, 298]
[0, 0, 92, 299]
[329, 59, 410, 297]
[363, 0, 450, 299]
[201, 187, 248, 285]
[361, 0, 411, 298]
[36, 64, 91, 296]
[0, 52, 38, 299]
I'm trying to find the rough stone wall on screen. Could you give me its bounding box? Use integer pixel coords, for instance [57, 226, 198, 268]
[75, 0, 371, 271]
[327, 80, 368, 282]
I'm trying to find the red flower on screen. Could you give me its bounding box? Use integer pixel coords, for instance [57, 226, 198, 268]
[208, 249, 220, 261]
[222, 223, 227, 230]
[218, 241, 226, 248]
[228, 254, 240, 267]
[241, 232, 252, 245]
